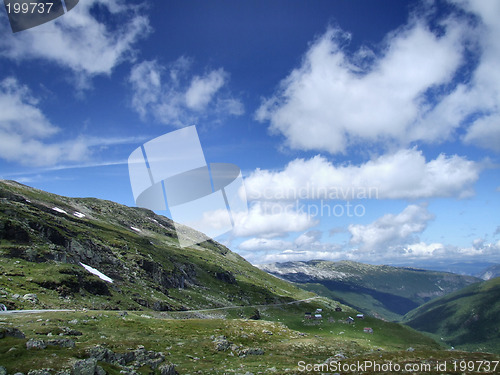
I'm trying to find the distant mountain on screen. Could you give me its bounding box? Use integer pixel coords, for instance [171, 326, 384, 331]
[258, 260, 480, 321]
[0, 180, 313, 311]
[403, 277, 500, 353]
[387, 260, 498, 277]
[476, 264, 500, 280]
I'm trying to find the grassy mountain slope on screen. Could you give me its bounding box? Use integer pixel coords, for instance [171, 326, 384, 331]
[1, 181, 498, 373]
[259, 260, 479, 321]
[403, 277, 500, 353]
[0, 180, 313, 311]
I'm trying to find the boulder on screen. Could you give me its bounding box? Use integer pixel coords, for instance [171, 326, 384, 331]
[27, 370, 52, 375]
[71, 358, 97, 375]
[26, 339, 47, 350]
[0, 327, 25, 339]
[23, 294, 38, 303]
[47, 339, 75, 348]
[212, 335, 231, 351]
[158, 363, 177, 375]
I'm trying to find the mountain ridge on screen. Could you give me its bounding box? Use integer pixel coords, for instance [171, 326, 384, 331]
[258, 259, 480, 321]
[0, 180, 314, 312]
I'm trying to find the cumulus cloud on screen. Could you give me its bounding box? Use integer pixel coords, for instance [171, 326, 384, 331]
[0, 77, 87, 166]
[348, 204, 434, 251]
[244, 148, 481, 201]
[129, 59, 243, 127]
[0, 77, 141, 167]
[232, 201, 318, 238]
[244, 249, 346, 265]
[0, 0, 150, 88]
[257, 1, 500, 154]
[400, 239, 500, 261]
[256, 13, 466, 153]
[185, 69, 227, 110]
[453, 0, 500, 152]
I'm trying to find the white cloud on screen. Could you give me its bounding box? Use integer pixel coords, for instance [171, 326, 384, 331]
[129, 59, 243, 127]
[232, 201, 318, 238]
[245, 249, 346, 265]
[257, 2, 500, 154]
[0, 77, 144, 167]
[239, 221, 500, 265]
[452, 0, 500, 152]
[256, 12, 466, 153]
[244, 148, 481, 201]
[400, 239, 500, 261]
[238, 238, 292, 251]
[462, 113, 500, 152]
[348, 204, 434, 251]
[0, 77, 89, 166]
[185, 69, 227, 110]
[0, 0, 150, 87]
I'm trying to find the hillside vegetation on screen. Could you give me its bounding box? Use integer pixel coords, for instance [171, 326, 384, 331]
[0, 180, 313, 312]
[404, 277, 500, 354]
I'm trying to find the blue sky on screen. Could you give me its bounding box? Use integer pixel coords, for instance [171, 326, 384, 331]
[0, 0, 499, 269]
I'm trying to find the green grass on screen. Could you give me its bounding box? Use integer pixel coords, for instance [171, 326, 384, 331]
[0, 303, 471, 375]
[404, 277, 500, 353]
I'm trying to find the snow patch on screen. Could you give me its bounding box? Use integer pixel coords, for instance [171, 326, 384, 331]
[79, 262, 113, 283]
[73, 211, 86, 218]
[130, 226, 142, 232]
[52, 207, 67, 214]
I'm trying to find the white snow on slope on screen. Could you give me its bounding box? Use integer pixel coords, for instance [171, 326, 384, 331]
[130, 226, 141, 232]
[52, 207, 67, 214]
[73, 211, 86, 218]
[79, 262, 113, 283]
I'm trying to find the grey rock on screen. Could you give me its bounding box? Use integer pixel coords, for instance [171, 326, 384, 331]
[95, 367, 105, 375]
[0, 327, 25, 339]
[158, 363, 177, 375]
[27, 370, 52, 375]
[62, 327, 83, 336]
[238, 347, 264, 357]
[407, 347, 415, 352]
[88, 346, 116, 363]
[0, 366, 7, 375]
[212, 335, 231, 351]
[26, 338, 47, 350]
[47, 338, 75, 348]
[23, 294, 38, 303]
[72, 358, 97, 375]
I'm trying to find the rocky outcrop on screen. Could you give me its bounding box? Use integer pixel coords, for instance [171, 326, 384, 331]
[26, 338, 76, 350]
[0, 327, 25, 339]
[71, 358, 104, 375]
[215, 270, 236, 284]
[87, 345, 176, 373]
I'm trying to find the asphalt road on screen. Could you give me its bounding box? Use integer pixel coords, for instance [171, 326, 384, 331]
[0, 296, 320, 315]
